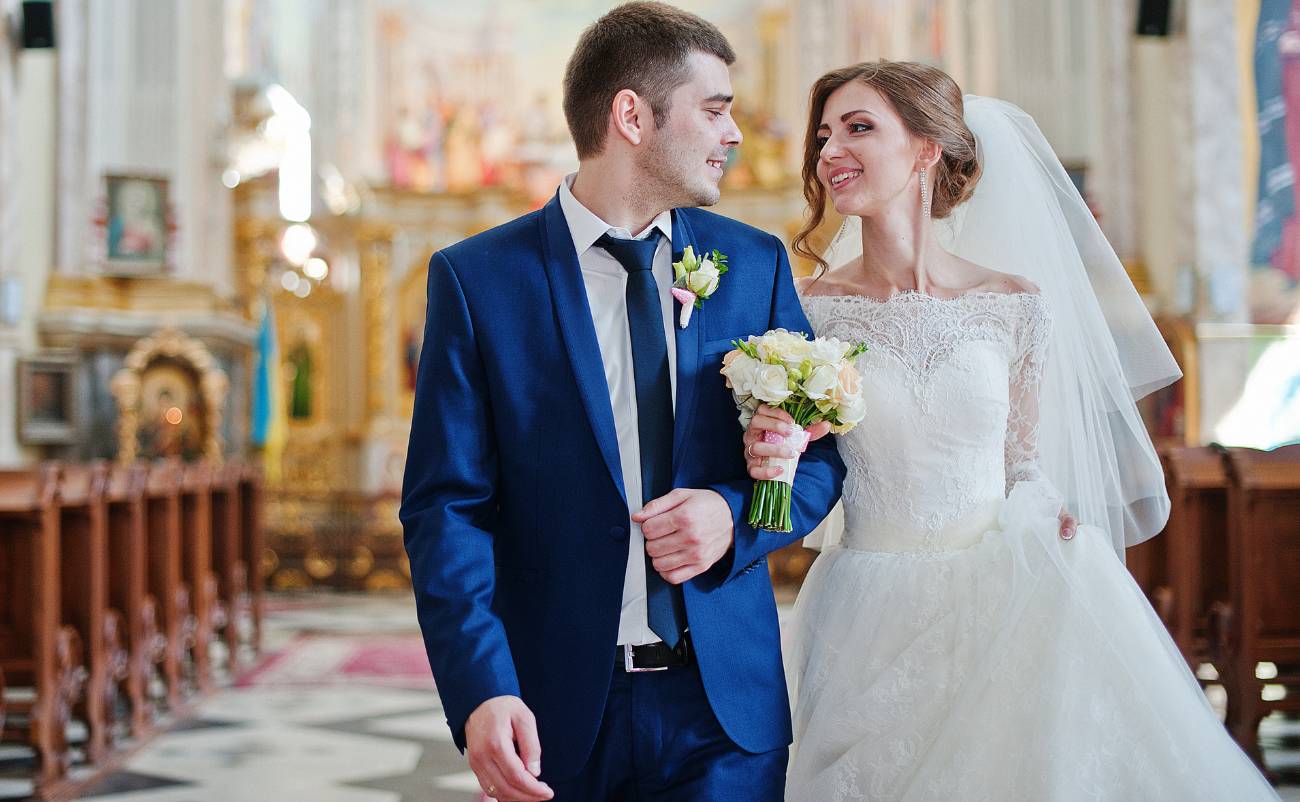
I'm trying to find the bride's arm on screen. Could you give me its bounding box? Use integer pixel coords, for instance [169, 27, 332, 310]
[1005, 299, 1048, 490]
[1006, 296, 1077, 539]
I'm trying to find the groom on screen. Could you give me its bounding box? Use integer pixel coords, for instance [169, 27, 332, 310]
[400, 3, 843, 800]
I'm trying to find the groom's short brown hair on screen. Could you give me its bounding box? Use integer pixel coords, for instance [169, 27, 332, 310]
[563, 1, 736, 159]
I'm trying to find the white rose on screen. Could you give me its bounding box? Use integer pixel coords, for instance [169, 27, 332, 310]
[801, 364, 839, 400]
[720, 350, 759, 396]
[751, 364, 793, 405]
[780, 340, 812, 373]
[809, 337, 849, 366]
[686, 261, 721, 297]
[758, 329, 811, 368]
[737, 397, 760, 429]
[832, 391, 867, 432]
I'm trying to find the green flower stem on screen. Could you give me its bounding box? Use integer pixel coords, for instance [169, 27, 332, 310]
[746, 397, 825, 533]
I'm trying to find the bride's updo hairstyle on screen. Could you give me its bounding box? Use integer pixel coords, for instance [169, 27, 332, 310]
[793, 61, 982, 272]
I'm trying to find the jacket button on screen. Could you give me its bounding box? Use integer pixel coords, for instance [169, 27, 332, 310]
[609, 525, 627, 540]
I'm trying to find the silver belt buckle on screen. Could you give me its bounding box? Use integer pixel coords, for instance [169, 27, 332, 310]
[623, 643, 669, 673]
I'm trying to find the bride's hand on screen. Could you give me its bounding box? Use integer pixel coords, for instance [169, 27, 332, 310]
[1058, 508, 1077, 541]
[743, 404, 832, 481]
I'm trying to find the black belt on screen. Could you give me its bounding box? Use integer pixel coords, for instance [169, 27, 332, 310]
[616, 635, 691, 672]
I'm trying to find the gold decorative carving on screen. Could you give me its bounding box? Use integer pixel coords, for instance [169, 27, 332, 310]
[1122, 258, 1154, 296]
[364, 570, 408, 591]
[359, 227, 396, 419]
[110, 327, 229, 464]
[397, 259, 429, 415]
[304, 548, 338, 580]
[44, 275, 237, 314]
[271, 569, 312, 591]
[234, 218, 283, 319]
[347, 546, 375, 578]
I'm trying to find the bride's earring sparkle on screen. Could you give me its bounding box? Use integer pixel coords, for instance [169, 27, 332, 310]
[919, 167, 931, 219]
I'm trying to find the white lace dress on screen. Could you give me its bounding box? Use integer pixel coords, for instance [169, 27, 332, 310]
[784, 291, 1278, 801]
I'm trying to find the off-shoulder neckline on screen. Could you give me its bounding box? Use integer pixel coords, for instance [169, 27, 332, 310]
[799, 289, 1042, 305]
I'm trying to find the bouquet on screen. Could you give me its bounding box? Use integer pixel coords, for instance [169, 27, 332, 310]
[721, 329, 868, 532]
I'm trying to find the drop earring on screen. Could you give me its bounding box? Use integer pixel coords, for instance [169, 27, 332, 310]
[918, 167, 931, 219]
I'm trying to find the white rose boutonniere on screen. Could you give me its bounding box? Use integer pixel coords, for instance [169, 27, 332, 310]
[670, 246, 729, 328]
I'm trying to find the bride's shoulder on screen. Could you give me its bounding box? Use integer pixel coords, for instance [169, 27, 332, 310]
[970, 267, 1040, 297]
[794, 273, 845, 297]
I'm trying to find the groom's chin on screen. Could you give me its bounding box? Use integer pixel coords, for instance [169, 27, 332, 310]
[689, 183, 722, 208]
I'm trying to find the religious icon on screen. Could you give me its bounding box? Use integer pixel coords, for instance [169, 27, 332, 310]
[105, 174, 169, 274]
[137, 362, 205, 461]
[286, 340, 314, 420]
[18, 352, 79, 445]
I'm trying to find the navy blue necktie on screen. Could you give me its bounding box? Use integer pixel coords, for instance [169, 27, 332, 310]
[596, 232, 687, 648]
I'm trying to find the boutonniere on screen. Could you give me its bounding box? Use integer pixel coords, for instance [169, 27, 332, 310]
[670, 246, 728, 329]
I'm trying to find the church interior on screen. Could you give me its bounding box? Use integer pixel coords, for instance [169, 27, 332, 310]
[0, 0, 1298, 800]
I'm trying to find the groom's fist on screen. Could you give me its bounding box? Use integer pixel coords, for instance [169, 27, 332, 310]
[634, 488, 734, 584]
[464, 696, 553, 802]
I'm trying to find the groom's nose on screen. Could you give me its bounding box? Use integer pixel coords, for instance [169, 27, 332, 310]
[723, 115, 742, 147]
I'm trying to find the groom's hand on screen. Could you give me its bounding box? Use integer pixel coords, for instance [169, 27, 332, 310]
[464, 695, 553, 802]
[744, 404, 832, 481]
[634, 489, 734, 584]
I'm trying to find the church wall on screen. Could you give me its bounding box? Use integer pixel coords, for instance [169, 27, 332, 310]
[16, 0, 255, 468]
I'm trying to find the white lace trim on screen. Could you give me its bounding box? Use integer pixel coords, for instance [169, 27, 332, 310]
[800, 291, 1051, 548]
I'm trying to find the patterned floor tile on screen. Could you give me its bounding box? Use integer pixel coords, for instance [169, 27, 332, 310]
[1, 593, 1294, 801]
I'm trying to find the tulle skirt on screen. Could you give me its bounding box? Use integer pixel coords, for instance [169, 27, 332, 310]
[783, 482, 1279, 801]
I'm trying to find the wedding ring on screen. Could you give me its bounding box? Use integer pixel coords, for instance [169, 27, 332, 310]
[745, 442, 757, 461]
[487, 785, 496, 797]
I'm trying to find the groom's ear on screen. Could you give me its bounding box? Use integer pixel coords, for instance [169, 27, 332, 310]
[610, 88, 649, 148]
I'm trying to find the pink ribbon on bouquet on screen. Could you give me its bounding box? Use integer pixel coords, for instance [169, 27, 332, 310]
[762, 425, 810, 484]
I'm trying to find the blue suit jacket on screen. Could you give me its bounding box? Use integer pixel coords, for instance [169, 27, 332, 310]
[400, 193, 845, 782]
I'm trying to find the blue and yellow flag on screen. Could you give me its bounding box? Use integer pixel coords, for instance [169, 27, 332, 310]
[251, 300, 287, 482]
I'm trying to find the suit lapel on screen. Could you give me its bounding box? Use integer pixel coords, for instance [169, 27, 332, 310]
[671, 209, 702, 478]
[539, 194, 627, 504]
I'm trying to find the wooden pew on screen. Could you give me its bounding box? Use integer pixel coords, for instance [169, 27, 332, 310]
[55, 463, 115, 763]
[0, 465, 83, 791]
[105, 463, 155, 737]
[237, 465, 265, 654]
[144, 461, 185, 708]
[208, 463, 242, 669]
[1124, 522, 1172, 627]
[179, 463, 215, 692]
[1162, 446, 1231, 670]
[1218, 444, 1300, 767]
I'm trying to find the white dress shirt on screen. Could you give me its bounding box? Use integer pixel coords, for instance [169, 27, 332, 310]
[557, 174, 676, 646]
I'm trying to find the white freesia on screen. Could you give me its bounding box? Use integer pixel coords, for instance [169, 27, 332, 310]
[686, 261, 721, 297]
[801, 364, 839, 400]
[673, 245, 699, 283]
[751, 364, 793, 404]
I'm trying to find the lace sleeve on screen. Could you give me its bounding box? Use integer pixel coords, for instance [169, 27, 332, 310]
[1005, 294, 1051, 494]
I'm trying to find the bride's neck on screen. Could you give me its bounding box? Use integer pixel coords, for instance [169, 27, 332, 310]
[852, 209, 935, 292]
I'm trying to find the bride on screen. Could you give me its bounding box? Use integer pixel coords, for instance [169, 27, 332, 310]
[742, 61, 1281, 800]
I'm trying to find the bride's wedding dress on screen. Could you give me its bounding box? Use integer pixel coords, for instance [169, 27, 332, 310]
[783, 289, 1279, 801]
